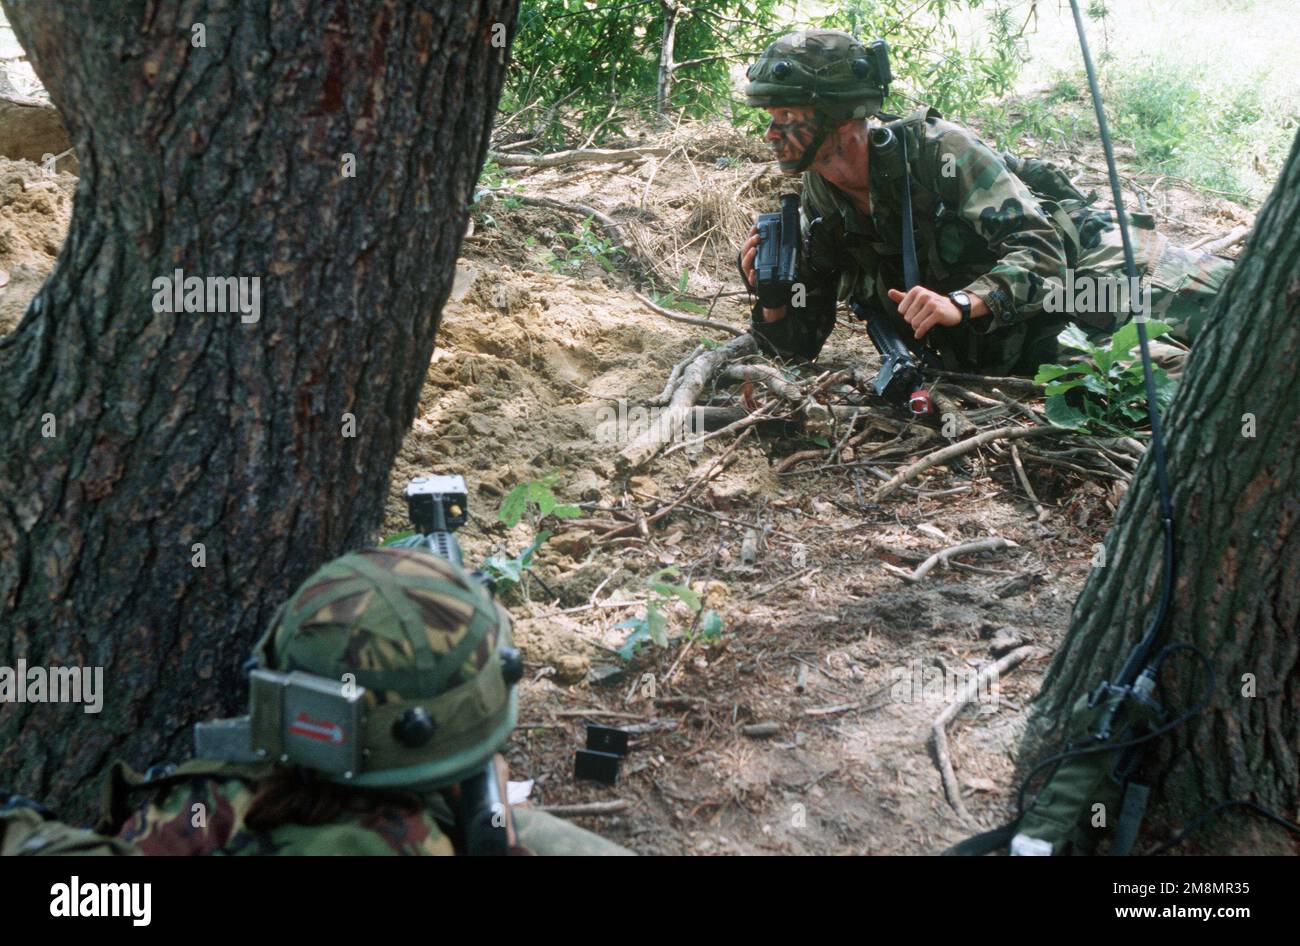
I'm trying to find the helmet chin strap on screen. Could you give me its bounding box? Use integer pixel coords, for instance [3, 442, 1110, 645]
[791, 111, 832, 173]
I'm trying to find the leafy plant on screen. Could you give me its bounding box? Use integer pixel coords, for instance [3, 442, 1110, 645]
[482, 474, 582, 590]
[650, 272, 709, 315]
[1035, 322, 1177, 435]
[615, 566, 723, 661]
[534, 219, 624, 274]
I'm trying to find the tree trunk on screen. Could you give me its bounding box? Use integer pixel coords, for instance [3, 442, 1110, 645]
[0, 0, 518, 821]
[1021, 133, 1300, 854]
[656, 2, 677, 119]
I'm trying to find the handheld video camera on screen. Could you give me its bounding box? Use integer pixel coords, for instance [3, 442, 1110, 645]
[750, 192, 801, 308]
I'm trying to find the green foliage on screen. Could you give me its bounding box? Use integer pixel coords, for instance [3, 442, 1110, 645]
[497, 473, 582, 528]
[1035, 322, 1177, 435]
[484, 474, 581, 590]
[1099, 55, 1288, 202]
[483, 529, 551, 587]
[814, 0, 1031, 129]
[616, 566, 723, 660]
[506, 1, 1031, 146]
[532, 219, 625, 274]
[508, 0, 782, 143]
[650, 272, 709, 315]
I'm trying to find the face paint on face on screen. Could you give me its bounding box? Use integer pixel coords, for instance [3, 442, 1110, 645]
[765, 108, 821, 173]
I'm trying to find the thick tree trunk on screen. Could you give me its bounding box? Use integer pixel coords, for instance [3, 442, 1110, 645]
[1021, 133, 1300, 853]
[0, 0, 518, 820]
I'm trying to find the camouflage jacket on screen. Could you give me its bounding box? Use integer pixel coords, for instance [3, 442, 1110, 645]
[100, 761, 457, 856]
[97, 760, 633, 856]
[758, 106, 1171, 374]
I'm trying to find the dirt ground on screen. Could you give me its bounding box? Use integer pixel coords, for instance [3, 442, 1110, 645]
[0, 107, 1254, 855]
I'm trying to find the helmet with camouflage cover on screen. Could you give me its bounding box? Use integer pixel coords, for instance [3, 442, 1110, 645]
[249, 546, 521, 791]
[744, 29, 891, 121]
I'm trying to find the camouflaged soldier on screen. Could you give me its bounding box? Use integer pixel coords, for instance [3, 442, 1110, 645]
[96, 547, 631, 856]
[738, 29, 1235, 375]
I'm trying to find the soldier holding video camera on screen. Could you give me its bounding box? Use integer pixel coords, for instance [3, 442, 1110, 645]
[738, 29, 1233, 378]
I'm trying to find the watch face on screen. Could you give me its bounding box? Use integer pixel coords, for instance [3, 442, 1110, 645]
[952, 291, 970, 307]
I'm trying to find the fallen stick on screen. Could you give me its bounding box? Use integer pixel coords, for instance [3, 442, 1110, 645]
[662, 401, 778, 456]
[883, 536, 1018, 583]
[603, 428, 755, 542]
[633, 291, 746, 337]
[618, 332, 757, 470]
[931, 370, 1044, 395]
[535, 800, 630, 817]
[1189, 224, 1249, 254]
[489, 146, 670, 167]
[1009, 442, 1050, 521]
[873, 424, 1059, 501]
[932, 645, 1040, 821]
[649, 344, 705, 406]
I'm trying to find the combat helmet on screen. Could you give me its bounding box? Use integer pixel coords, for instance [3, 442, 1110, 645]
[223, 546, 523, 791]
[745, 29, 892, 170]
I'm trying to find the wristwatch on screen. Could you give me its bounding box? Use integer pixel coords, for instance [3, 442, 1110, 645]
[948, 290, 973, 323]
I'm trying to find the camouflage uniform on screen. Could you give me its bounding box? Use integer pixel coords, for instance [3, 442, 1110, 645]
[95, 548, 632, 857]
[102, 760, 628, 856]
[745, 31, 1234, 374]
[0, 795, 134, 856]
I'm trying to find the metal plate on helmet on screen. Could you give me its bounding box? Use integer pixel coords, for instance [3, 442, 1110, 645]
[250, 668, 366, 778]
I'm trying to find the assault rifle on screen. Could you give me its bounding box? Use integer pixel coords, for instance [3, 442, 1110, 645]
[394, 474, 522, 856]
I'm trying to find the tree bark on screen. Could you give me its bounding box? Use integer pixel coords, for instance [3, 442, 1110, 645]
[656, 2, 677, 119]
[1021, 132, 1300, 854]
[0, 0, 518, 820]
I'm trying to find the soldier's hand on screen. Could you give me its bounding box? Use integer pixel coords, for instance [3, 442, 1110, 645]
[889, 286, 962, 340]
[741, 226, 787, 324]
[740, 226, 760, 289]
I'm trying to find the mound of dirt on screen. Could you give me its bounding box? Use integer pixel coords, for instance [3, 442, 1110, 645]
[0, 155, 75, 335]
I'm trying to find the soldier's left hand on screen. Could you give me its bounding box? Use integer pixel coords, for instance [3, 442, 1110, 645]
[888, 287, 962, 340]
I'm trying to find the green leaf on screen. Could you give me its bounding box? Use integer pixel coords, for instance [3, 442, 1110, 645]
[616, 622, 651, 661]
[1033, 362, 1092, 383]
[380, 530, 415, 546]
[1080, 373, 1111, 396]
[551, 504, 582, 519]
[646, 607, 669, 648]
[1044, 394, 1089, 430]
[1044, 378, 1089, 396]
[497, 484, 528, 527]
[1057, 324, 1100, 356]
[810, 434, 830, 448]
[651, 582, 700, 610]
[1109, 319, 1171, 359]
[698, 609, 723, 640]
[1152, 371, 1178, 411]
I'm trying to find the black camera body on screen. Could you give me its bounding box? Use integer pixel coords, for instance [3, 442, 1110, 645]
[753, 192, 801, 309]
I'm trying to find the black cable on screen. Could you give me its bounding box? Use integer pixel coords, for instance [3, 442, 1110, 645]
[1068, 0, 1176, 685]
[1149, 800, 1300, 855]
[1016, 645, 1215, 817]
